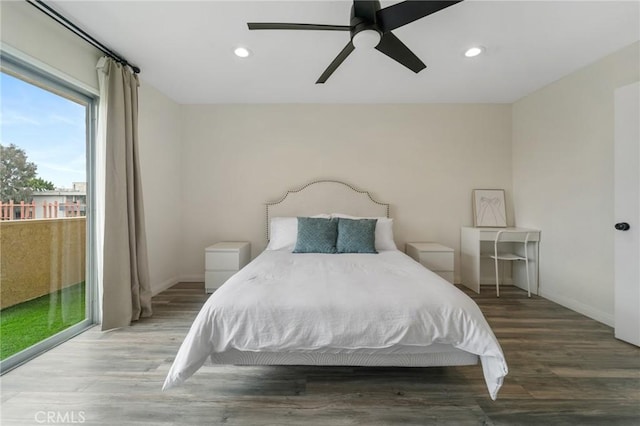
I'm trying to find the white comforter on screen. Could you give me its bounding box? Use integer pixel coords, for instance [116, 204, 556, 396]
[163, 250, 508, 399]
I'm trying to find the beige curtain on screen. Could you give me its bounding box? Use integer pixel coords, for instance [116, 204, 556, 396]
[96, 57, 152, 330]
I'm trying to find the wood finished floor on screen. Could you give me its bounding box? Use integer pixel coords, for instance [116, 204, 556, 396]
[1, 283, 639, 425]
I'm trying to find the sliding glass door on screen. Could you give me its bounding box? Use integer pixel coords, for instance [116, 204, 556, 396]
[0, 53, 96, 372]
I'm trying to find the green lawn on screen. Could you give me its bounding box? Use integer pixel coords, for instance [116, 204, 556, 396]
[0, 282, 86, 360]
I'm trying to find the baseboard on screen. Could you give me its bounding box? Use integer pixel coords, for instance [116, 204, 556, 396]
[451, 275, 511, 286]
[151, 277, 179, 296]
[539, 288, 614, 327]
[480, 277, 513, 285]
[178, 274, 205, 283]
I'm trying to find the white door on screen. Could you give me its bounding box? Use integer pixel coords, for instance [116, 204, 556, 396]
[614, 82, 640, 347]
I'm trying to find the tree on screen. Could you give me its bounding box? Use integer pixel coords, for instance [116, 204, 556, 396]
[28, 177, 55, 191]
[0, 144, 38, 202]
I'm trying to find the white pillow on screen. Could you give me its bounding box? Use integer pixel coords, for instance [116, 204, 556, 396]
[266, 215, 331, 251]
[331, 213, 397, 251]
[266, 217, 297, 251]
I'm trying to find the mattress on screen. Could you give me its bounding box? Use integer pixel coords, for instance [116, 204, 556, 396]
[163, 250, 508, 399]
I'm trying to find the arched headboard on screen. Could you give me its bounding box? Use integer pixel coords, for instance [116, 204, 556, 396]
[265, 180, 390, 240]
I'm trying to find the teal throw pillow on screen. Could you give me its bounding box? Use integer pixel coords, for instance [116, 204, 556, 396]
[336, 218, 378, 254]
[293, 217, 338, 253]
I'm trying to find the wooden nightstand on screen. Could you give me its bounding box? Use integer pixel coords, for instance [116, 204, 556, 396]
[205, 242, 251, 293]
[406, 242, 454, 283]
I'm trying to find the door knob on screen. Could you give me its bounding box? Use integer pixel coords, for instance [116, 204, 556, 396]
[615, 222, 631, 231]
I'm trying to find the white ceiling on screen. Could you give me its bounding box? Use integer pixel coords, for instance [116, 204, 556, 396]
[50, 0, 639, 104]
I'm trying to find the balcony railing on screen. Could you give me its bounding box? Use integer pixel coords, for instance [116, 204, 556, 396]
[0, 200, 84, 220]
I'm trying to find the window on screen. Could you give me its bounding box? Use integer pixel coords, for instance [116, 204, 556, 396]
[0, 52, 97, 373]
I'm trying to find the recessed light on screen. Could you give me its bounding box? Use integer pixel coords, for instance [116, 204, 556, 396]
[464, 46, 484, 58]
[234, 47, 251, 58]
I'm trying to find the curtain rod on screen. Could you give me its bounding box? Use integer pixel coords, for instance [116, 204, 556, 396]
[26, 0, 141, 74]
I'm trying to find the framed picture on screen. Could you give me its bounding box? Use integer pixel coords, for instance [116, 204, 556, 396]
[473, 189, 507, 227]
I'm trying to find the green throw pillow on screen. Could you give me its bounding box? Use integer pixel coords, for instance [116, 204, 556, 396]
[293, 217, 338, 253]
[336, 218, 378, 254]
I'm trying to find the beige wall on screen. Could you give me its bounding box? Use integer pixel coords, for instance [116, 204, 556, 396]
[179, 104, 513, 282]
[138, 82, 183, 294]
[0, 1, 101, 92]
[0, 1, 183, 296]
[512, 42, 640, 325]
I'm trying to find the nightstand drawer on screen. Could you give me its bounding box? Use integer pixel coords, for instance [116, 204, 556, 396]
[406, 242, 455, 284]
[206, 252, 241, 270]
[419, 252, 454, 271]
[205, 242, 251, 293]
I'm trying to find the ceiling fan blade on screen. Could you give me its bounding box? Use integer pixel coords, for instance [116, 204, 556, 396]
[376, 0, 463, 33]
[353, 0, 379, 23]
[248, 23, 351, 31]
[316, 41, 355, 84]
[375, 32, 426, 73]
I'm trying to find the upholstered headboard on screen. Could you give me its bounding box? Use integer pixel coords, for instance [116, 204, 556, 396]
[265, 180, 390, 240]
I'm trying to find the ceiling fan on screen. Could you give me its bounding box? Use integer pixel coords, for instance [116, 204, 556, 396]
[247, 0, 463, 84]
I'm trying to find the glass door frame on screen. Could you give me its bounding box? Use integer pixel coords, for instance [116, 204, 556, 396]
[0, 51, 97, 374]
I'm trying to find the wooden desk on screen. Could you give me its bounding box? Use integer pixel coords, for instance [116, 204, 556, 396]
[460, 227, 540, 294]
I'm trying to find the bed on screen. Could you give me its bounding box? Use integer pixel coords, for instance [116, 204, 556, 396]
[163, 180, 508, 399]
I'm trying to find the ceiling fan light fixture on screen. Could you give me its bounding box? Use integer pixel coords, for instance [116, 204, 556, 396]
[464, 46, 484, 58]
[234, 47, 251, 58]
[352, 29, 381, 49]
[247, 0, 463, 83]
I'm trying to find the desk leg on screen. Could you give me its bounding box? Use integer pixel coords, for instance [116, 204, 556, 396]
[536, 240, 540, 296]
[461, 230, 481, 293]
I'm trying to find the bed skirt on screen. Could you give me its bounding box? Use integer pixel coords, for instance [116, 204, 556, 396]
[209, 347, 479, 367]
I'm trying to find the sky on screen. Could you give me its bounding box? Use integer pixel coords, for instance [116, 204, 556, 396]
[0, 71, 86, 189]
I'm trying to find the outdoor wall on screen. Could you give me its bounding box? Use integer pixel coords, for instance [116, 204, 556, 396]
[0, 218, 86, 309]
